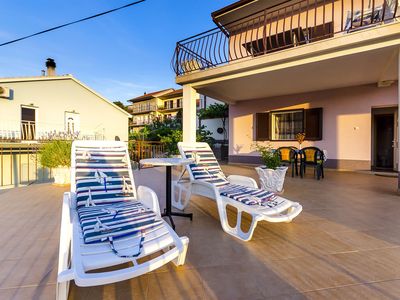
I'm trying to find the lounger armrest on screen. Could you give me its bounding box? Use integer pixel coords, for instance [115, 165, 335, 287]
[137, 186, 161, 217]
[58, 192, 73, 281]
[227, 175, 258, 188]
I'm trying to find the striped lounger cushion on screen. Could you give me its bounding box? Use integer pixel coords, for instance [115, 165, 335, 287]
[75, 146, 133, 207]
[183, 148, 229, 187]
[78, 201, 163, 244]
[75, 178, 135, 207]
[219, 184, 284, 207]
[183, 146, 284, 208]
[75, 146, 130, 179]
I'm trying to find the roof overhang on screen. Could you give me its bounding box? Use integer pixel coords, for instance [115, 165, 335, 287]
[212, 0, 290, 26]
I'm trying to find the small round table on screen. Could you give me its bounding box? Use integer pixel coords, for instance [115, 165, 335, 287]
[140, 158, 193, 230]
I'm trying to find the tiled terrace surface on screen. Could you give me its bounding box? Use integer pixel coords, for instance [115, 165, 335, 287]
[0, 166, 400, 299]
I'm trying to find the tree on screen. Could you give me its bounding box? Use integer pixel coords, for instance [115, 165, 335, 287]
[113, 101, 130, 112]
[197, 103, 229, 142]
[129, 114, 214, 156]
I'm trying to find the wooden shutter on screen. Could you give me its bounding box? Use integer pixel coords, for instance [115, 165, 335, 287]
[255, 112, 270, 141]
[305, 108, 323, 140]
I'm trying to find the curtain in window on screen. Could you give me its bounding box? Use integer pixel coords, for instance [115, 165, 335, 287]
[272, 110, 303, 140]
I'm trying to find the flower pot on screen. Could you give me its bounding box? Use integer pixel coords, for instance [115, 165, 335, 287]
[53, 167, 71, 185]
[255, 166, 288, 193]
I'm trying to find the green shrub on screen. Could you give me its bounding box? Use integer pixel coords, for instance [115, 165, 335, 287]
[159, 130, 182, 156]
[40, 140, 72, 168]
[253, 143, 281, 170]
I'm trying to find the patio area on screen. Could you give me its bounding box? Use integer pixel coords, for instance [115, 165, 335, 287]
[0, 165, 400, 299]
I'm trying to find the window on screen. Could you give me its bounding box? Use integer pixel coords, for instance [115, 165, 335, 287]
[255, 108, 323, 141]
[271, 110, 304, 140]
[164, 101, 168, 109]
[169, 100, 173, 108]
[177, 98, 181, 108]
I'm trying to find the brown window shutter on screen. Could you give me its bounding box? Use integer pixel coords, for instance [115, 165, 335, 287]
[255, 112, 270, 141]
[305, 108, 323, 140]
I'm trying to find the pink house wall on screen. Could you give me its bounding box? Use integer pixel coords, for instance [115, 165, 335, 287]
[229, 83, 398, 169]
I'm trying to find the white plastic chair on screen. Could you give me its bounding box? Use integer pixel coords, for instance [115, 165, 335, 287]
[173, 142, 302, 242]
[57, 140, 189, 300]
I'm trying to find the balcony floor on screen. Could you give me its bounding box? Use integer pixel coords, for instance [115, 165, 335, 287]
[0, 166, 400, 299]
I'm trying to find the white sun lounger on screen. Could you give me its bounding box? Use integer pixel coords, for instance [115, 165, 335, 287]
[173, 142, 302, 241]
[57, 141, 189, 300]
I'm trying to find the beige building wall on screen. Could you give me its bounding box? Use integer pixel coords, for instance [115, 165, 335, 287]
[0, 77, 129, 141]
[229, 83, 398, 169]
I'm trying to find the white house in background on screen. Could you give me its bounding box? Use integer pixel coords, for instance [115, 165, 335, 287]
[197, 94, 229, 142]
[0, 59, 130, 142]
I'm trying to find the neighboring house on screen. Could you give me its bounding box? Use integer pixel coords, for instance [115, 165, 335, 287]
[0, 60, 130, 142]
[128, 89, 228, 140]
[173, 0, 400, 175]
[127, 88, 175, 132]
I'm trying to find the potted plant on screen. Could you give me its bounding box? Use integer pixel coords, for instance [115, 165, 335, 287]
[253, 143, 288, 193]
[40, 140, 72, 185]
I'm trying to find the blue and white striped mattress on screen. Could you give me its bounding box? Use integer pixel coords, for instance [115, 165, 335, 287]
[183, 145, 283, 208]
[74, 146, 133, 207]
[77, 201, 163, 244]
[74, 145, 162, 244]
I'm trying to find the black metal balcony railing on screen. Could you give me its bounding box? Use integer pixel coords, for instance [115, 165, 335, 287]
[172, 0, 399, 76]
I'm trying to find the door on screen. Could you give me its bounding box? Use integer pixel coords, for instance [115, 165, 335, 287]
[65, 111, 80, 136]
[372, 107, 397, 171]
[21, 106, 36, 140]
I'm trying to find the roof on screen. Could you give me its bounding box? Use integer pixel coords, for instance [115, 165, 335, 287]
[0, 75, 131, 117]
[211, 0, 289, 26]
[160, 89, 183, 100]
[211, 0, 255, 19]
[127, 88, 174, 103]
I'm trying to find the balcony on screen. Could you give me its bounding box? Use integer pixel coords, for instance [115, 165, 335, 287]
[129, 104, 158, 115]
[130, 119, 152, 126]
[0, 120, 106, 142]
[172, 0, 400, 76]
[158, 103, 182, 111]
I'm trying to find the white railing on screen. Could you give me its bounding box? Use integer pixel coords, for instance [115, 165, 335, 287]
[0, 120, 106, 142]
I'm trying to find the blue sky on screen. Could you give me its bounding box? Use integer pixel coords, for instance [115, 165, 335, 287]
[0, 0, 232, 103]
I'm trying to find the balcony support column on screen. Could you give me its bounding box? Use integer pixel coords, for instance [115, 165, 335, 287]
[398, 47, 400, 191]
[182, 85, 198, 143]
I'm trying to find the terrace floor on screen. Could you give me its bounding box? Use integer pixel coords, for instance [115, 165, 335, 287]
[0, 165, 400, 299]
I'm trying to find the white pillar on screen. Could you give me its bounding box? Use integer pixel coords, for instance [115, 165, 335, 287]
[182, 85, 198, 143]
[398, 48, 400, 191]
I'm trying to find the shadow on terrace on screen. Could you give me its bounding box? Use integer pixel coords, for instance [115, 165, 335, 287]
[0, 164, 400, 299]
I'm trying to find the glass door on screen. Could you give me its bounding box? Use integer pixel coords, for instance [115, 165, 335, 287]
[21, 106, 36, 140]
